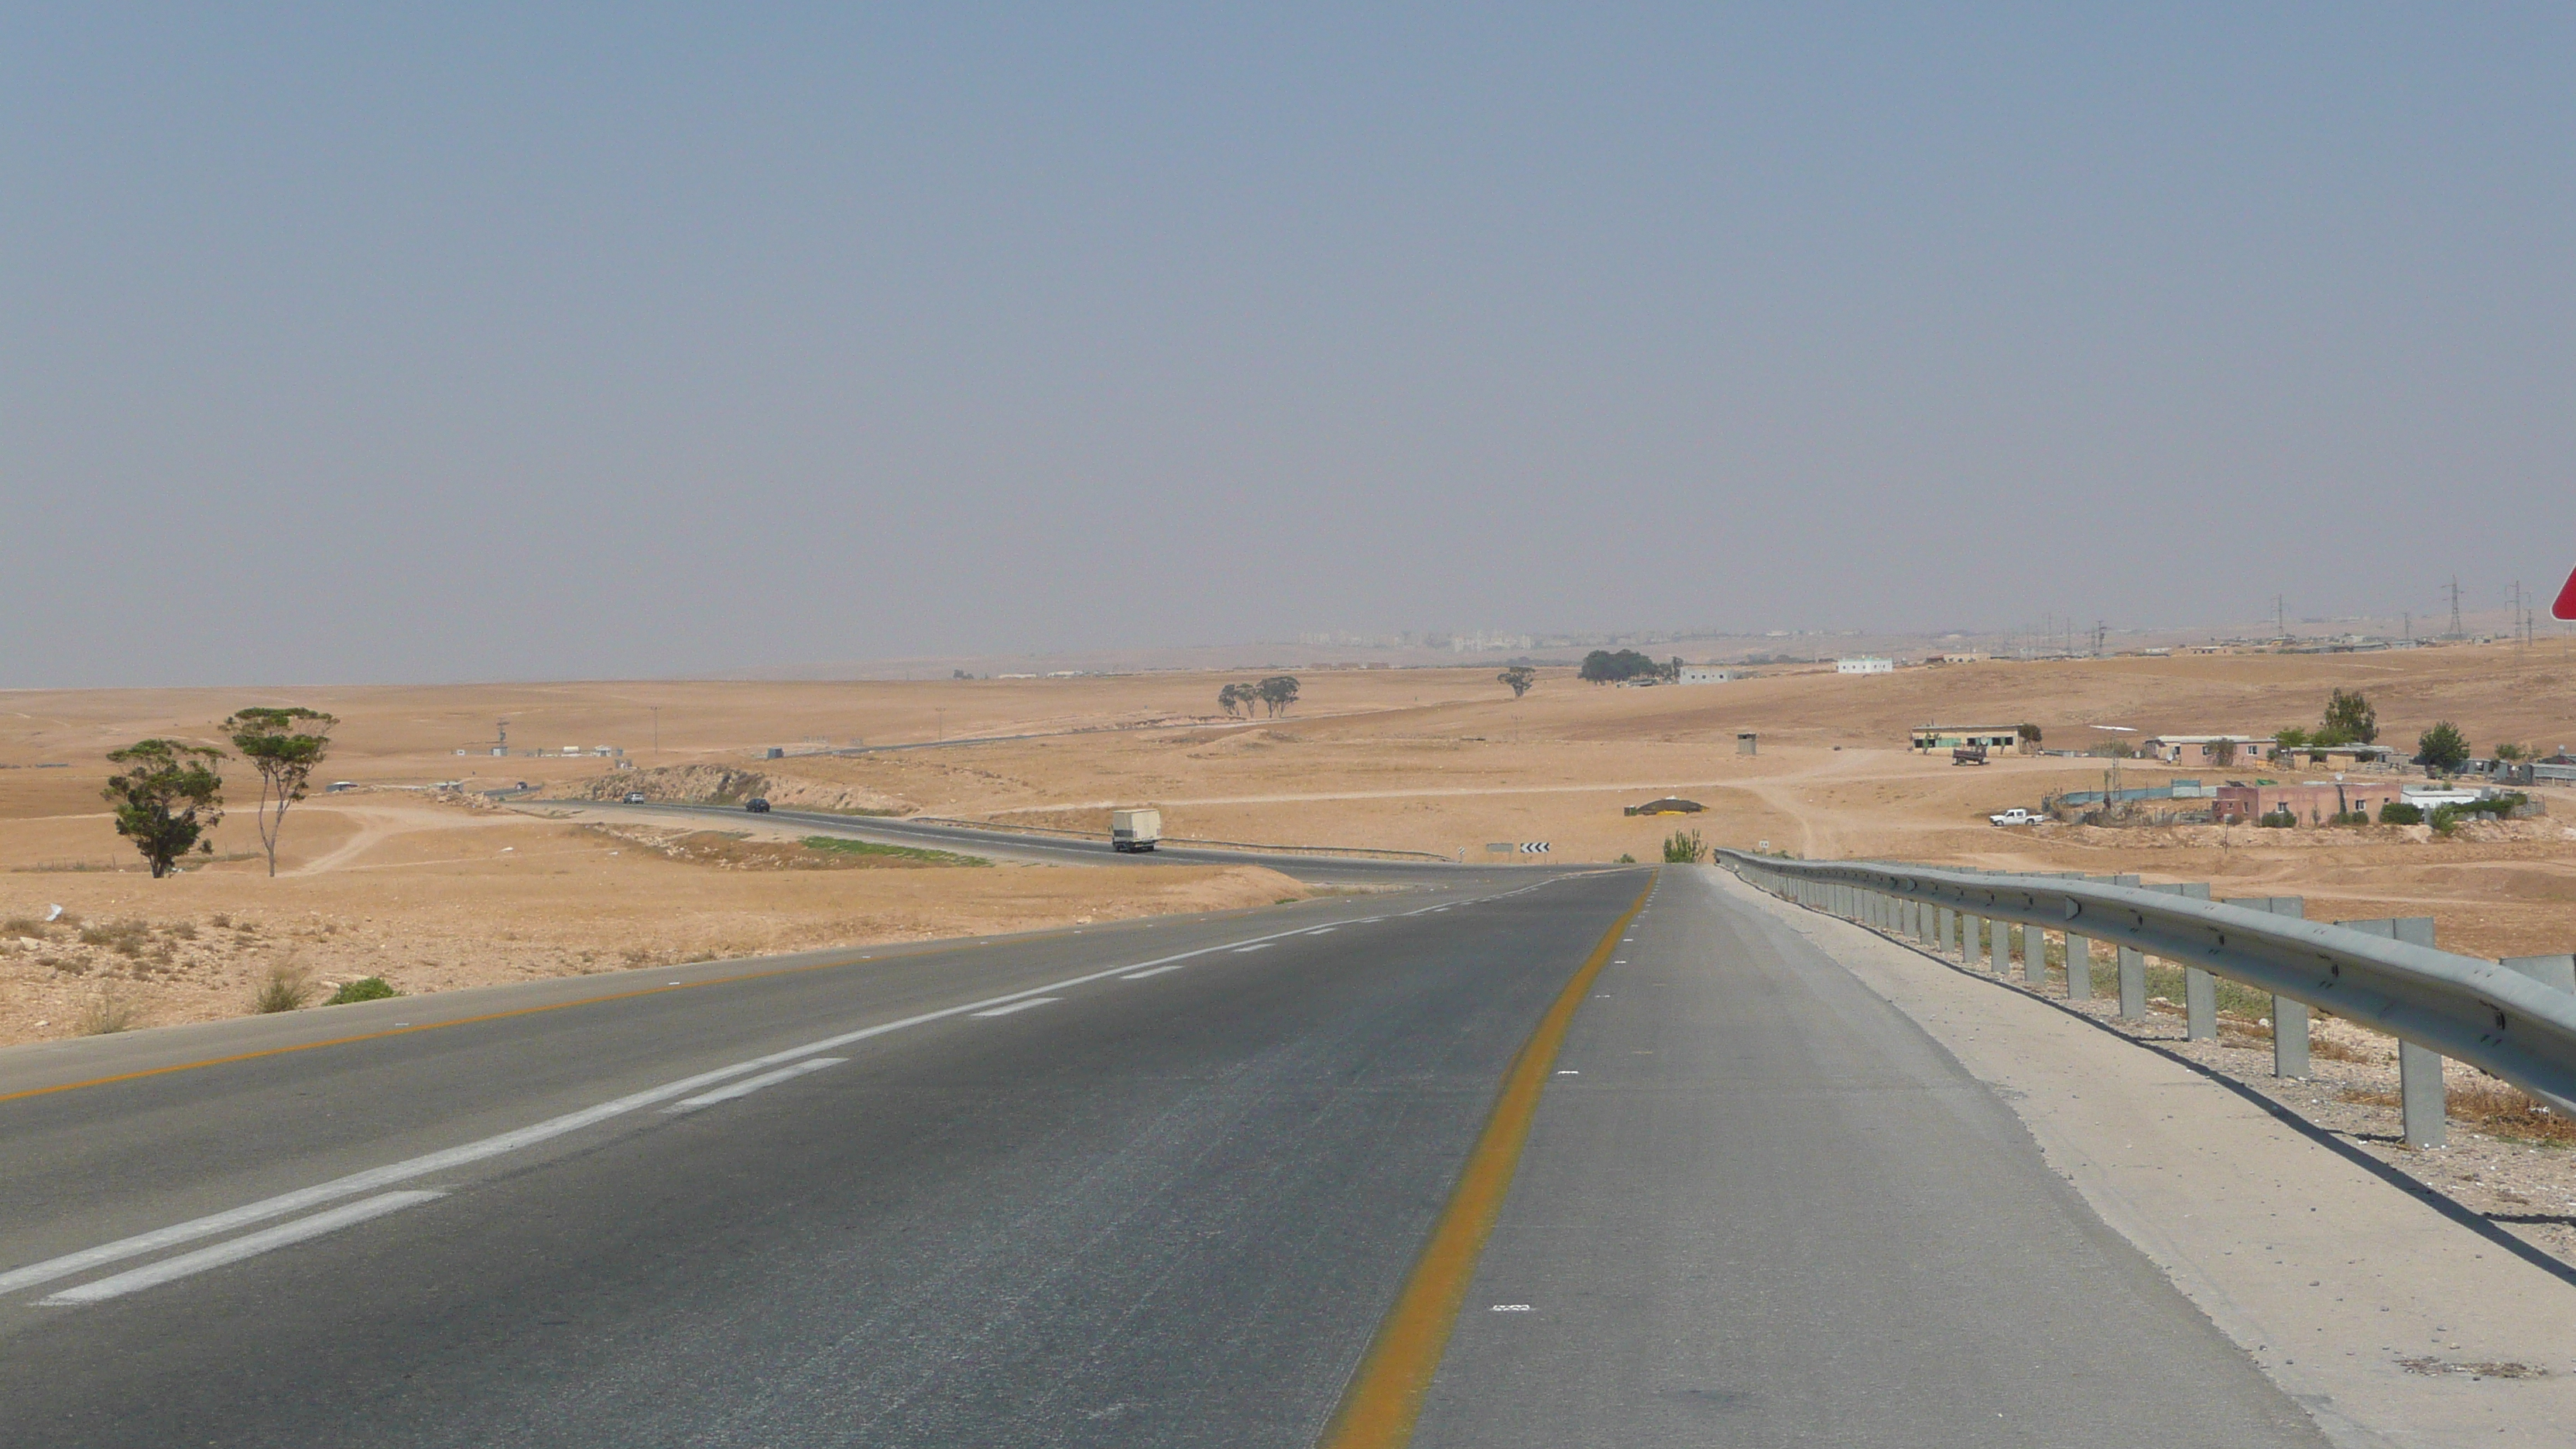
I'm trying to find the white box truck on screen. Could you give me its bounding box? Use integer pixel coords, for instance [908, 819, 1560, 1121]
[1111, 807, 1163, 852]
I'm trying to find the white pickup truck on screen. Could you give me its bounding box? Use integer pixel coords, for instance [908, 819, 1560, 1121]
[1988, 807, 2043, 827]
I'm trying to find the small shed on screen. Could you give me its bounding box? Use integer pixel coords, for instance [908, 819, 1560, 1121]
[1737, 732, 1757, 755]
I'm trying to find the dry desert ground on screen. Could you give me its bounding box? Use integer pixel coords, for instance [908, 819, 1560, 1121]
[2, 640, 2571, 1045]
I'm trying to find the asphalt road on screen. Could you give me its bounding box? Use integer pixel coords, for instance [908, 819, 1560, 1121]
[556, 800, 1491, 883]
[0, 867, 2327, 1447]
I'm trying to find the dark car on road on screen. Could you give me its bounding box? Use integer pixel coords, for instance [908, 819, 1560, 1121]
[745, 798, 770, 813]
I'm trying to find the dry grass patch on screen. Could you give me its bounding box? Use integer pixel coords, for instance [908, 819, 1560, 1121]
[253, 962, 316, 1014]
[74, 988, 134, 1036]
[2341, 1079, 2576, 1146]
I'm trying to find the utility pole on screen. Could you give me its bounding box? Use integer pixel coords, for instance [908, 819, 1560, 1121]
[2512, 581, 2525, 649]
[2446, 577, 2465, 639]
[651, 707, 660, 755]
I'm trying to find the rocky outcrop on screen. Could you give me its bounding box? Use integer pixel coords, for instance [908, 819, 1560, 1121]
[564, 764, 911, 816]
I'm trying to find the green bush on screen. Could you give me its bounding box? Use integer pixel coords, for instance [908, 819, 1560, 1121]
[1660, 829, 1707, 864]
[2327, 810, 2371, 827]
[2430, 804, 2462, 834]
[2258, 809, 2297, 828]
[1615, 852, 1636, 864]
[2417, 721, 2470, 774]
[2379, 801, 2423, 825]
[325, 976, 400, 1005]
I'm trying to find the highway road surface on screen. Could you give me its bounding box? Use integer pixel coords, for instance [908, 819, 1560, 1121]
[0, 868, 2328, 1447]
[555, 799, 1471, 883]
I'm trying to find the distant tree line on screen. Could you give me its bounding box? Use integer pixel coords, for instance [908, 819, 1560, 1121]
[1577, 649, 1680, 684]
[1218, 676, 1302, 718]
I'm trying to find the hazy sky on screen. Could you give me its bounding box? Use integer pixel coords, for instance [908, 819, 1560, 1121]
[7, 7, 2571, 684]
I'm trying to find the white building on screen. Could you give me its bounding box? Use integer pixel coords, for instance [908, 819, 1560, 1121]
[1836, 656, 1893, 675]
[1676, 666, 1738, 685]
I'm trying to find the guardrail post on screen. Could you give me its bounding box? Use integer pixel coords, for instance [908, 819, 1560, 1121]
[2264, 899, 2307, 1077]
[2142, 882, 2218, 1038]
[1990, 916, 2009, 974]
[2502, 954, 2576, 994]
[2340, 916, 2447, 1148]
[2021, 922, 2046, 986]
[1936, 906, 1954, 955]
[1961, 912, 1981, 965]
[2184, 968, 2218, 1040]
[1916, 900, 1933, 946]
[2064, 930, 2093, 1001]
[2117, 945, 2146, 1019]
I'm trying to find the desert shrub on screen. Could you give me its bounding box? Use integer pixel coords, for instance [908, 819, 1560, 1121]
[1, 915, 49, 937]
[209, 913, 231, 928]
[2258, 809, 2297, 828]
[2430, 804, 2462, 834]
[1660, 829, 1707, 864]
[168, 920, 197, 940]
[2327, 810, 2371, 827]
[1615, 852, 1636, 864]
[2379, 801, 2423, 825]
[79, 920, 151, 956]
[74, 988, 134, 1036]
[253, 963, 315, 1013]
[324, 976, 399, 1005]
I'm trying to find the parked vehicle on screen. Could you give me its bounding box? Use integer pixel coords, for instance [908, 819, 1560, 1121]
[624, 791, 648, 803]
[1988, 807, 2040, 826]
[1951, 745, 1988, 766]
[1111, 807, 1162, 852]
[745, 798, 770, 814]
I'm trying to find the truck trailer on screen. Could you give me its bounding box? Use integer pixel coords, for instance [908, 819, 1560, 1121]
[1111, 807, 1163, 852]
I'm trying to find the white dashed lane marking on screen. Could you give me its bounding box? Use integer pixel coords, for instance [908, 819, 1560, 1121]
[971, 998, 1061, 1018]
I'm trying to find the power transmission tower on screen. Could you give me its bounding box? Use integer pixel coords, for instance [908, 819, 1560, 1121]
[2512, 581, 2525, 649]
[2446, 577, 2465, 639]
[2272, 594, 2286, 640]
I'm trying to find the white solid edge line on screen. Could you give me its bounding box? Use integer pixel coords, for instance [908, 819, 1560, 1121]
[1231, 944, 1273, 954]
[1118, 964, 1190, 981]
[0, 899, 1482, 1298]
[665, 1057, 847, 1112]
[40, 1192, 447, 1306]
[970, 997, 1060, 1018]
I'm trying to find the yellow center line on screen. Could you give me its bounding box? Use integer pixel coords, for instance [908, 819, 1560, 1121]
[1317, 872, 1656, 1449]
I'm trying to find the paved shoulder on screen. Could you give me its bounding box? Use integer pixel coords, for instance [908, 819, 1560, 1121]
[1413, 868, 2329, 1447]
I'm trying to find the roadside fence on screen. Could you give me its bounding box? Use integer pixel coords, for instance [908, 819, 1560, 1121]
[1716, 849, 2576, 1148]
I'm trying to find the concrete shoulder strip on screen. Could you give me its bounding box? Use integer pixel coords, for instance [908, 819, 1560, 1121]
[1704, 866, 2576, 1449]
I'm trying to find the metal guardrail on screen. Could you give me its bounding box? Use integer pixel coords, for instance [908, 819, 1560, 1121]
[1714, 848, 2576, 1136]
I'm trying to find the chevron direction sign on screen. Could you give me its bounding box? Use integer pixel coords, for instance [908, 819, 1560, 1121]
[1518, 841, 1550, 854]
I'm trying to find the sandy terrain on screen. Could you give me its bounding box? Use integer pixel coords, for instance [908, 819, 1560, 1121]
[2, 639, 2568, 1044]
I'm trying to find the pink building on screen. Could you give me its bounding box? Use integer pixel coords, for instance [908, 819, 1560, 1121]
[2212, 779, 2406, 826]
